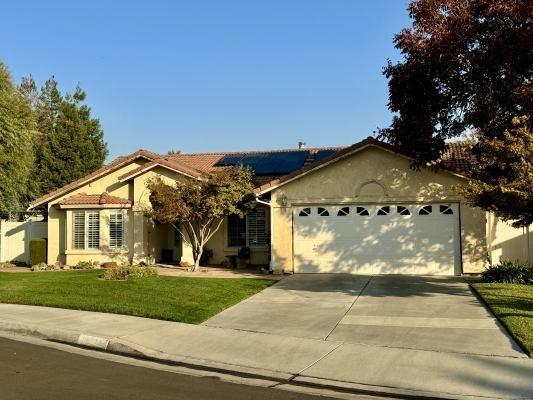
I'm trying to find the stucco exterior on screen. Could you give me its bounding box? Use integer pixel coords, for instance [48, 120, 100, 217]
[269, 146, 488, 274]
[44, 160, 269, 267]
[38, 143, 529, 273]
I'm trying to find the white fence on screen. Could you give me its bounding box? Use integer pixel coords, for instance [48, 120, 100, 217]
[0, 220, 47, 264]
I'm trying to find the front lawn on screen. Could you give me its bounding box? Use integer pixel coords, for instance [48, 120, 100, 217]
[472, 283, 533, 356]
[0, 270, 275, 324]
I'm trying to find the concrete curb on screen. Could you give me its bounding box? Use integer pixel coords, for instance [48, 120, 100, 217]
[0, 321, 504, 400]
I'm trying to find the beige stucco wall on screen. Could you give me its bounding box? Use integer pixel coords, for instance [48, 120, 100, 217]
[204, 206, 270, 266]
[45, 161, 269, 267]
[269, 146, 488, 274]
[488, 213, 532, 266]
[47, 160, 148, 265]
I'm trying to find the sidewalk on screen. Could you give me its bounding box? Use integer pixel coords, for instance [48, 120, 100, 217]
[1, 303, 532, 400]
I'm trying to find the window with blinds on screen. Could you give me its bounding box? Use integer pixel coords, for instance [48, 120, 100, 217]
[227, 209, 267, 248]
[72, 211, 100, 250]
[87, 212, 100, 249]
[246, 209, 267, 247]
[109, 210, 124, 249]
[73, 212, 85, 249]
[228, 215, 246, 247]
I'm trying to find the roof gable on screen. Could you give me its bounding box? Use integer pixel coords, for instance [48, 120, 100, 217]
[29, 149, 160, 208]
[254, 137, 469, 195]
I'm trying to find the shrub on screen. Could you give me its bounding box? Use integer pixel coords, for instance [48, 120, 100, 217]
[102, 265, 158, 281]
[73, 260, 95, 270]
[481, 260, 532, 284]
[29, 238, 47, 266]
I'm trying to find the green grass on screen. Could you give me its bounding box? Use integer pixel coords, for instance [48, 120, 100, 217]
[472, 283, 533, 356]
[0, 270, 275, 324]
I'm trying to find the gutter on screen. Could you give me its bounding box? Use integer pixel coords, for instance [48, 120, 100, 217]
[254, 194, 273, 271]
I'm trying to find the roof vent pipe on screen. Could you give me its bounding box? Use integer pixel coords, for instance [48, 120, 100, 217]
[298, 141, 306, 149]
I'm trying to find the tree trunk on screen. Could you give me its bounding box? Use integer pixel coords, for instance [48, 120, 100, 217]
[193, 249, 202, 271]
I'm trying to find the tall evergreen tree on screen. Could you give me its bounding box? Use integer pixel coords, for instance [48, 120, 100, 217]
[0, 62, 35, 212]
[19, 76, 108, 196]
[37, 85, 108, 194]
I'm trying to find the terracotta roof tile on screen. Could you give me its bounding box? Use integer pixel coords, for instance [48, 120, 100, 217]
[254, 137, 470, 194]
[30, 149, 160, 208]
[58, 192, 131, 206]
[117, 156, 206, 182]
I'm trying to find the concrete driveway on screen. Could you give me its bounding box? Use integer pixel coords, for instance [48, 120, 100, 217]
[204, 274, 525, 358]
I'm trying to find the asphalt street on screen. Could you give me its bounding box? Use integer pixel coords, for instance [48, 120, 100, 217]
[0, 336, 352, 400]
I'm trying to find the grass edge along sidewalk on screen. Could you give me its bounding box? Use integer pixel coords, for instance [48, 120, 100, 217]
[0, 270, 275, 324]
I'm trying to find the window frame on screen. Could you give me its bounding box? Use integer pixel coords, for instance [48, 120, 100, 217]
[227, 208, 268, 248]
[108, 210, 125, 250]
[72, 210, 100, 250]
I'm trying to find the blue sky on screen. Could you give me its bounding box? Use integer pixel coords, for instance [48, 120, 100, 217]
[1, 1, 410, 160]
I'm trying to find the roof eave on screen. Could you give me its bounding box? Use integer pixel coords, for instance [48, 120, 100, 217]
[253, 142, 469, 195]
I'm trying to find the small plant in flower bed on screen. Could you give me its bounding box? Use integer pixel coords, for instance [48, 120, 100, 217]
[102, 265, 158, 281]
[481, 260, 533, 284]
[73, 260, 97, 270]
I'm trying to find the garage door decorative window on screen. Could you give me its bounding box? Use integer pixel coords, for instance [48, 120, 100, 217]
[337, 206, 350, 216]
[377, 206, 390, 216]
[397, 206, 411, 215]
[440, 205, 453, 215]
[317, 207, 329, 216]
[419, 205, 433, 215]
[356, 206, 369, 216]
[298, 207, 311, 217]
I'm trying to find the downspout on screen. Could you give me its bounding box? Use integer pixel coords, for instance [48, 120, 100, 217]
[255, 195, 273, 271]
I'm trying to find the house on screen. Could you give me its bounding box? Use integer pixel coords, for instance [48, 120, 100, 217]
[29, 137, 532, 274]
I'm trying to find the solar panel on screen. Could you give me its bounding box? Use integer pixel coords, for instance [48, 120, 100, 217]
[216, 151, 309, 174]
[314, 150, 337, 162]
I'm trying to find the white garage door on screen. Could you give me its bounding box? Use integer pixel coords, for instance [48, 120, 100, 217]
[293, 203, 460, 275]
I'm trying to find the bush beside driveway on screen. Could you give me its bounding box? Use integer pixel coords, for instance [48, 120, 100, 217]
[472, 283, 533, 356]
[0, 270, 275, 324]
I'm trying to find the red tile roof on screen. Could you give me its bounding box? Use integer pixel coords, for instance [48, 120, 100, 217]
[117, 156, 206, 182]
[254, 137, 470, 194]
[30, 149, 160, 208]
[31, 138, 470, 207]
[58, 192, 131, 206]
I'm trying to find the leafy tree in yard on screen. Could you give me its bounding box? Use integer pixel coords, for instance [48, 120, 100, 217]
[0, 62, 35, 212]
[147, 167, 255, 270]
[380, 0, 532, 226]
[19, 75, 108, 196]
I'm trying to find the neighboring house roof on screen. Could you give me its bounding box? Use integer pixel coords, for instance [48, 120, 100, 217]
[55, 192, 132, 209]
[29, 149, 161, 208]
[254, 137, 470, 195]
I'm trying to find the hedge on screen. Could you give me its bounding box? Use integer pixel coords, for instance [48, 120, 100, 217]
[29, 238, 47, 266]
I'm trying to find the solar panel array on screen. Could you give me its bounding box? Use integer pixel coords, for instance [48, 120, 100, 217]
[217, 151, 310, 174]
[313, 149, 337, 162]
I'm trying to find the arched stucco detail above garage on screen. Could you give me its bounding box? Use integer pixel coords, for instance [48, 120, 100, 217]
[355, 180, 388, 199]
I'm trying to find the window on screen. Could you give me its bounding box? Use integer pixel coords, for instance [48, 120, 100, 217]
[377, 206, 390, 216]
[72, 211, 100, 250]
[440, 205, 453, 215]
[397, 206, 411, 216]
[318, 207, 329, 216]
[174, 225, 181, 247]
[228, 215, 246, 247]
[419, 205, 433, 215]
[73, 212, 85, 249]
[247, 208, 267, 246]
[356, 206, 369, 216]
[109, 210, 124, 249]
[298, 207, 311, 217]
[337, 207, 350, 216]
